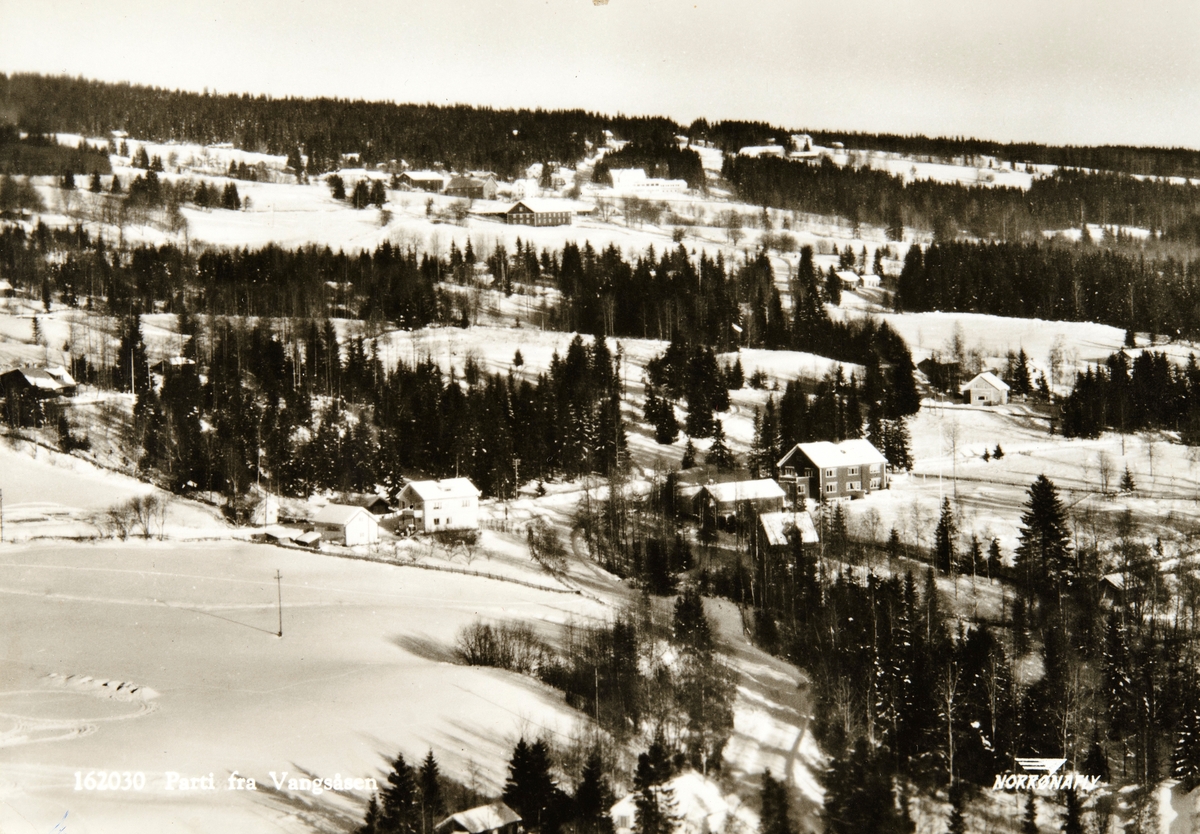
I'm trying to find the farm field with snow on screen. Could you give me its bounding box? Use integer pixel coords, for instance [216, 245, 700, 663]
[0, 441, 822, 834]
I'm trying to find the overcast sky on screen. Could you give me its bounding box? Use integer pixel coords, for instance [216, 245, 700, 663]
[3, 0, 1199, 148]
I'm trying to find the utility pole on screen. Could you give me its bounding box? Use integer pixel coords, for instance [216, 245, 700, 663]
[275, 570, 283, 637]
[1, 488, 4, 544]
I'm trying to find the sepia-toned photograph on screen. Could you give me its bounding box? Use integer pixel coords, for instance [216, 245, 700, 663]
[2, 1, 1200, 831]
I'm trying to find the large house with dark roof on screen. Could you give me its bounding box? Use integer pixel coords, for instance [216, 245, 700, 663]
[0, 365, 77, 399]
[776, 439, 889, 503]
[503, 199, 572, 226]
[446, 175, 498, 200]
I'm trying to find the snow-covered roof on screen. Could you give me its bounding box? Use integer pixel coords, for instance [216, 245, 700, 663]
[2, 366, 76, 392]
[437, 802, 521, 834]
[0, 279, 13, 291]
[860, 273, 882, 285]
[313, 503, 378, 527]
[780, 439, 888, 470]
[835, 270, 860, 284]
[295, 531, 322, 545]
[759, 511, 819, 546]
[608, 168, 647, 187]
[961, 371, 1010, 392]
[262, 526, 302, 541]
[507, 198, 573, 214]
[403, 171, 447, 182]
[700, 478, 785, 504]
[403, 478, 480, 502]
[738, 145, 786, 158]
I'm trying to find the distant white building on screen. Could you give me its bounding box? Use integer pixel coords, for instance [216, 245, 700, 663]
[835, 270, 861, 290]
[789, 133, 818, 158]
[859, 273, 882, 289]
[398, 478, 481, 533]
[961, 371, 1010, 405]
[313, 504, 381, 546]
[737, 145, 786, 159]
[607, 167, 688, 195]
[399, 171, 447, 193]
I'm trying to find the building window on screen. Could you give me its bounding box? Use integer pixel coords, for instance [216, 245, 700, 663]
[805, 468, 815, 478]
[433, 502, 442, 510]
[870, 464, 881, 473]
[797, 484, 807, 494]
[825, 483, 837, 494]
[434, 518, 440, 526]
[824, 468, 835, 478]
[848, 466, 859, 476]
[869, 478, 880, 489]
[847, 481, 861, 491]
[784, 466, 795, 476]
[462, 499, 470, 507]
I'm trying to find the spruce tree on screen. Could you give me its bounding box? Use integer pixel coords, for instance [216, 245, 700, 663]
[823, 738, 905, 834]
[1120, 466, 1135, 493]
[1015, 474, 1071, 600]
[934, 497, 956, 574]
[946, 783, 967, 834]
[705, 421, 736, 471]
[1021, 794, 1037, 834]
[502, 738, 561, 834]
[672, 587, 713, 658]
[1061, 787, 1083, 834]
[358, 794, 383, 834]
[680, 438, 697, 469]
[1172, 683, 1200, 791]
[89, 170, 102, 192]
[418, 750, 446, 834]
[759, 770, 794, 834]
[380, 752, 420, 834]
[632, 732, 676, 834]
[573, 751, 615, 834]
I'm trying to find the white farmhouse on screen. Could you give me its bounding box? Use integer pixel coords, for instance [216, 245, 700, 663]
[313, 503, 381, 546]
[961, 371, 1010, 405]
[398, 478, 481, 533]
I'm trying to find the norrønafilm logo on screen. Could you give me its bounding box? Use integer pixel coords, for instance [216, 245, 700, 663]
[1014, 758, 1068, 775]
[991, 758, 1102, 792]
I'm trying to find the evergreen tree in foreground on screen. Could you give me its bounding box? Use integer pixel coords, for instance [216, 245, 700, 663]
[705, 421, 737, 471]
[573, 750, 615, 834]
[379, 752, 420, 834]
[759, 770, 794, 834]
[418, 750, 446, 834]
[934, 497, 956, 574]
[502, 738, 564, 834]
[823, 738, 906, 834]
[1021, 794, 1038, 834]
[1015, 474, 1072, 601]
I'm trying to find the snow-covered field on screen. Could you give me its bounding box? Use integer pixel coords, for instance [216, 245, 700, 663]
[0, 438, 827, 833]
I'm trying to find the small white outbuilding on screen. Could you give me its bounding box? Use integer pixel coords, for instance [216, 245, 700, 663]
[313, 503, 381, 546]
[961, 371, 1011, 405]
